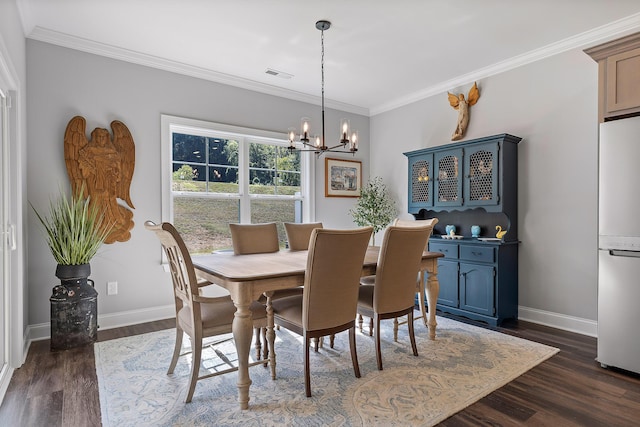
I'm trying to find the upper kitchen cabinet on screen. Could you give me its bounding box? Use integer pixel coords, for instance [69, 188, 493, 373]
[404, 134, 521, 214]
[585, 32, 640, 122]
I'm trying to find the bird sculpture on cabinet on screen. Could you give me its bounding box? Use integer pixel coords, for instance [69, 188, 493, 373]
[447, 82, 480, 141]
[64, 116, 136, 244]
[495, 225, 507, 240]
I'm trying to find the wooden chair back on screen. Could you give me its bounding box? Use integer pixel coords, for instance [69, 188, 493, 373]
[144, 220, 198, 313]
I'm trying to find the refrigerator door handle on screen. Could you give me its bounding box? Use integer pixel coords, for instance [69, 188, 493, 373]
[609, 249, 640, 258]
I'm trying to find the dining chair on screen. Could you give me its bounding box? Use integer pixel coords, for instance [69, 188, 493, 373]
[229, 222, 304, 353]
[284, 222, 323, 251]
[359, 218, 438, 341]
[357, 224, 432, 370]
[229, 222, 281, 255]
[271, 227, 373, 397]
[144, 221, 270, 403]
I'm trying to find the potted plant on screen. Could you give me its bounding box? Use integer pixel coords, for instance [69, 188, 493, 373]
[31, 186, 112, 350]
[349, 176, 397, 245]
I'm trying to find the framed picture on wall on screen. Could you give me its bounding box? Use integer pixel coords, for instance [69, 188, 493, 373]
[325, 157, 362, 197]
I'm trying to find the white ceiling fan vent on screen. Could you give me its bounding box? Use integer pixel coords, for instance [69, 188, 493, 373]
[265, 68, 293, 79]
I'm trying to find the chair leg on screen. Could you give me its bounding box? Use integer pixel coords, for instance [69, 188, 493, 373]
[407, 310, 418, 357]
[393, 317, 399, 342]
[349, 327, 361, 378]
[254, 327, 262, 361]
[168, 327, 184, 375]
[304, 333, 312, 397]
[261, 327, 269, 366]
[314, 337, 319, 352]
[185, 334, 202, 403]
[369, 317, 373, 336]
[375, 314, 383, 370]
[330, 334, 335, 348]
[358, 313, 363, 332]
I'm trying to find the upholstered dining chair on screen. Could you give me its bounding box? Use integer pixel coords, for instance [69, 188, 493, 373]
[145, 221, 270, 403]
[356, 224, 432, 370]
[284, 222, 323, 251]
[271, 227, 373, 397]
[229, 222, 304, 349]
[359, 218, 438, 341]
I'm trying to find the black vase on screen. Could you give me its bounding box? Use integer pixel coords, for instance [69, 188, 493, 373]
[50, 263, 98, 351]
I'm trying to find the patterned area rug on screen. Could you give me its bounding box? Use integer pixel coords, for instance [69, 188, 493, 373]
[95, 316, 558, 426]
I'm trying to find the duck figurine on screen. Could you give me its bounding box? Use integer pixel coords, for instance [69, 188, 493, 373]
[495, 225, 507, 239]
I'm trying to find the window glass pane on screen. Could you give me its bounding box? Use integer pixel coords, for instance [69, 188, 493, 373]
[208, 138, 238, 167]
[209, 166, 239, 193]
[277, 171, 301, 194]
[250, 199, 300, 243]
[172, 163, 205, 192]
[173, 195, 239, 253]
[173, 133, 205, 163]
[249, 169, 275, 194]
[276, 146, 300, 173]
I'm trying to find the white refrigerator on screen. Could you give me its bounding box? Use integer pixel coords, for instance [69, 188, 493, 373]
[598, 115, 640, 374]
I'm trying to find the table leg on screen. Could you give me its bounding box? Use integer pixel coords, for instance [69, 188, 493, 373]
[417, 271, 428, 327]
[264, 292, 277, 380]
[232, 299, 253, 410]
[425, 263, 439, 340]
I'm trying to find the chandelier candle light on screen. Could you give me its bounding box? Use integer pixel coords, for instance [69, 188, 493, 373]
[288, 20, 358, 156]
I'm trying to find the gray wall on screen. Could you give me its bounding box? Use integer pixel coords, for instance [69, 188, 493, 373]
[26, 40, 369, 332]
[371, 48, 599, 330]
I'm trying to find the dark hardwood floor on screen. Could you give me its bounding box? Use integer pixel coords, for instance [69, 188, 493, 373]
[1, 314, 639, 426]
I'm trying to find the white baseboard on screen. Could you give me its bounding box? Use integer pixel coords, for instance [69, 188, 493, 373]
[0, 365, 14, 407]
[27, 304, 175, 343]
[518, 305, 597, 337]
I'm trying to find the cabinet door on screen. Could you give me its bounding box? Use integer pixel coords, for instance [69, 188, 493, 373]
[435, 149, 463, 207]
[464, 142, 499, 206]
[605, 46, 640, 115]
[408, 153, 434, 211]
[459, 263, 495, 316]
[436, 259, 459, 307]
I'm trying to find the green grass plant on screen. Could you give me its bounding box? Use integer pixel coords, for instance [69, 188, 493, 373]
[32, 187, 112, 265]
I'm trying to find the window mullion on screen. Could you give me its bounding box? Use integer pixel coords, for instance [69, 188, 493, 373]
[238, 136, 251, 223]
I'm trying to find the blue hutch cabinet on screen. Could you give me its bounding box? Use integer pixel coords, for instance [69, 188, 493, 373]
[404, 134, 521, 326]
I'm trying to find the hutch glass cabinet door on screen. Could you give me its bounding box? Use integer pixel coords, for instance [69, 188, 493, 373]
[434, 149, 463, 207]
[464, 142, 499, 206]
[408, 153, 433, 211]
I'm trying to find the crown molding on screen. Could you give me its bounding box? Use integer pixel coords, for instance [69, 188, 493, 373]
[26, 26, 370, 117]
[370, 12, 640, 116]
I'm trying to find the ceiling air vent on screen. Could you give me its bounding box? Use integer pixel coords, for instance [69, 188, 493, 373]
[265, 68, 293, 79]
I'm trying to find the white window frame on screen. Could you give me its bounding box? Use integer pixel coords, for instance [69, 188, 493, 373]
[161, 115, 315, 227]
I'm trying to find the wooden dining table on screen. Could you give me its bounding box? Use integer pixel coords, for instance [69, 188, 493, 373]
[192, 246, 444, 410]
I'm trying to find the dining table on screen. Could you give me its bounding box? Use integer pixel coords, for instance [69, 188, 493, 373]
[192, 246, 444, 410]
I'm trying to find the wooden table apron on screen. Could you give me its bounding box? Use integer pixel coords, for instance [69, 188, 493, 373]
[192, 246, 443, 410]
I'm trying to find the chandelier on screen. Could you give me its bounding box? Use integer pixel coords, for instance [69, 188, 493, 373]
[288, 20, 358, 156]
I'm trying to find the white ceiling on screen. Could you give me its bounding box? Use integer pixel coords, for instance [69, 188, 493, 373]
[17, 0, 640, 116]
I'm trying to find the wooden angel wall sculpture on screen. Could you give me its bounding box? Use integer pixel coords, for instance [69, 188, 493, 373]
[64, 116, 135, 244]
[447, 82, 480, 141]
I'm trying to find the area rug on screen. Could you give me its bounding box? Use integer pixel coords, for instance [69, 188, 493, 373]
[95, 316, 558, 426]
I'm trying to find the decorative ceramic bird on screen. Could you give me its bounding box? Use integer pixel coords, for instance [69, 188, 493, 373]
[448, 82, 480, 141]
[495, 225, 507, 239]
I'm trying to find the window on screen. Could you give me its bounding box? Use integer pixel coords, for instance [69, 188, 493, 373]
[161, 115, 314, 254]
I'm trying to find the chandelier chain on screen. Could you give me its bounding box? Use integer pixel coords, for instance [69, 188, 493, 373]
[287, 19, 358, 156]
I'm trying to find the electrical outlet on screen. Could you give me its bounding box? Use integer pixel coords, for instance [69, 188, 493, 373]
[107, 281, 118, 295]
